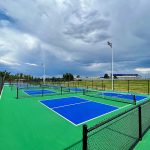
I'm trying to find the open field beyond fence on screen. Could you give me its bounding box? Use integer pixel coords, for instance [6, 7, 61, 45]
[46, 79, 150, 95]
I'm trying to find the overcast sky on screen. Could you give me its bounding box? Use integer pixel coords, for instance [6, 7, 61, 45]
[0, 0, 150, 77]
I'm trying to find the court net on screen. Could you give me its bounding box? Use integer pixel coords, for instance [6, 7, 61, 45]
[83, 89, 136, 104]
[16, 84, 84, 99]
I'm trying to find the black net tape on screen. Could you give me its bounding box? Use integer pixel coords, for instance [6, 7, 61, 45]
[84, 89, 135, 104]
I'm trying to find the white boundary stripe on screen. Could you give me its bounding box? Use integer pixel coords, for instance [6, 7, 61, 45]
[39, 97, 122, 126]
[51, 101, 91, 109]
[0, 86, 4, 100]
[120, 104, 131, 109]
[41, 96, 120, 108]
[76, 107, 119, 126]
[75, 103, 132, 126]
[39, 101, 78, 126]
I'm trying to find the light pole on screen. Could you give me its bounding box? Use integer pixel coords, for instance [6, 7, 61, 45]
[107, 41, 114, 91]
[43, 63, 46, 85]
[41, 63, 46, 85]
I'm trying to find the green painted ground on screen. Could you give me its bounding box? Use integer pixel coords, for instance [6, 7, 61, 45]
[0, 85, 149, 150]
[135, 130, 150, 150]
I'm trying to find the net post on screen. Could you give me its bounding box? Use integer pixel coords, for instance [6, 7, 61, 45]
[42, 86, 44, 96]
[133, 95, 136, 105]
[83, 124, 88, 150]
[138, 106, 142, 141]
[83, 89, 85, 95]
[17, 87, 19, 99]
[69, 87, 70, 92]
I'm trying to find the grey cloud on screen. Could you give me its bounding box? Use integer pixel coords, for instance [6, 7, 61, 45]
[0, 0, 150, 77]
[63, 9, 111, 43]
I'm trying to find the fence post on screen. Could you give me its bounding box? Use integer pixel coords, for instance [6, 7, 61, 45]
[148, 80, 149, 95]
[138, 106, 142, 141]
[61, 86, 62, 95]
[17, 87, 19, 99]
[103, 85, 105, 91]
[83, 124, 88, 150]
[113, 80, 115, 91]
[128, 80, 130, 93]
[92, 80, 93, 88]
[102, 80, 103, 90]
[83, 89, 85, 95]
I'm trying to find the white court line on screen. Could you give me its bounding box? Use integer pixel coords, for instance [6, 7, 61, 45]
[0, 86, 4, 100]
[76, 103, 132, 126]
[76, 107, 119, 126]
[39, 101, 78, 126]
[51, 101, 91, 109]
[40, 100, 120, 126]
[39, 97, 122, 126]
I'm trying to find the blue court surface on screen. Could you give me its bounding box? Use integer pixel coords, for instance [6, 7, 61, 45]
[24, 90, 55, 95]
[40, 97, 118, 125]
[101, 92, 147, 101]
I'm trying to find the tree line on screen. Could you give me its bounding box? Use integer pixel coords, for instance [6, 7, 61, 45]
[0, 70, 114, 82]
[0, 71, 77, 82]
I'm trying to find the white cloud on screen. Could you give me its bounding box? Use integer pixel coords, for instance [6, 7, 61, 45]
[0, 58, 20, 66]
[0, 0, 150, 76]
[135, 68, 150, 74]
[25, 63, 38, 67]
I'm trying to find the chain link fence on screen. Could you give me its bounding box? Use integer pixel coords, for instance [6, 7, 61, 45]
[57, 80, 150, 95]
[82, 100, 150, 150]
[0, 76, 4, 95]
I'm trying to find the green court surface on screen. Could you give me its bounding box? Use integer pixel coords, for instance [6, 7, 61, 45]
[0, 85, 148, 150]
[135, 130, 150, 150]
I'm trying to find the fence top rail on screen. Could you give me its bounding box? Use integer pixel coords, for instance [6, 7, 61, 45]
[87, 99, 150, 132]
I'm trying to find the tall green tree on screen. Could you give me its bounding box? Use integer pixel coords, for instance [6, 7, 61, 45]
[104, 73, 109, 79]
[63, 73, 74, 81]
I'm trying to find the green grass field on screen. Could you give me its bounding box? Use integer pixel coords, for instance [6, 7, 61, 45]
[0, 81, 149, 150]
[49, 79, 150, 94]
